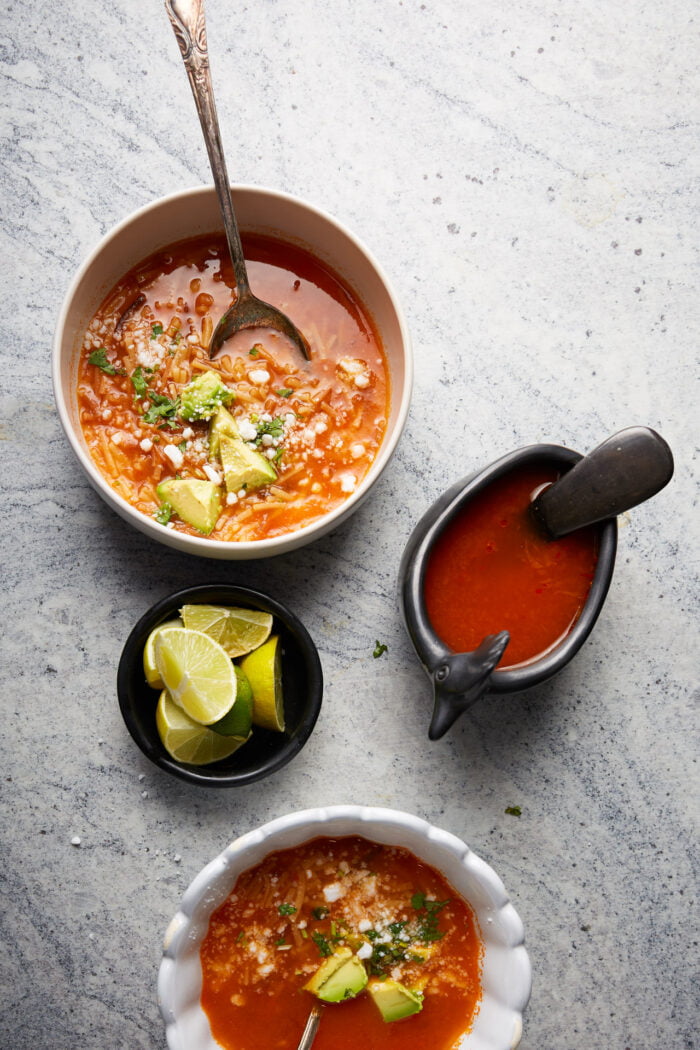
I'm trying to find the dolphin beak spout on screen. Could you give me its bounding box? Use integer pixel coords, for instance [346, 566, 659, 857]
[427, 631, 510, 740]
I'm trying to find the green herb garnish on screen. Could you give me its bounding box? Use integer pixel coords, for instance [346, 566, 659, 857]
[254, 416, 285, 446]
[131, 366, 149, 398]
[412, 896, 450, 942]
[373, 640, 388, 659]
[311, 906, 330, 920]
[88, 348, 123, 375]
[277, 388, 293, 398]
[177, 440, 187, 453]
[311, 931, 332, 957]
[249, 345, 261, 357]
[505, 805, 522, 817]
[151, 323, 164, 339]
[154, 502, 172, 525]
[278, 903, 297, 916]
[143, 392, 180, 425]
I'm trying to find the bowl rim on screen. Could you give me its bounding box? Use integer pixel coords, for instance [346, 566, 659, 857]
[117, 583, 323, 786]
[52, 183, 413, 559]
[158, 805, 532, 1050]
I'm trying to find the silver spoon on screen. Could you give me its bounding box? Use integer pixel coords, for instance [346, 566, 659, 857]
[296, 1001, 323, 1050]
[164, 0, 311, 361]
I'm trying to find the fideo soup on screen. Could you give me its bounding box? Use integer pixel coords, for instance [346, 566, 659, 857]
[423, 465, 600, 667]
[200, 835, 482, 1050]
[76, 233, 389, 541]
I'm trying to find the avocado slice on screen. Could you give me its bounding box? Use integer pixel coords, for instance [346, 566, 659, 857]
[180, 370, 234, 421]
[219, 433, 277, 494]
[208, 405, 241, 459]
[156, 478, 222, 535]
[304, 947, 368, 1003]
[367, 978, 423, 1022]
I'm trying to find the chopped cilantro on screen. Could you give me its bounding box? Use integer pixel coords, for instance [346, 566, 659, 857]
[412, 896, 450, 943]
[373, 640, 388, 659]
[177, 440, 187, 453]
[154, 502, 172, 525]
[278, 903, 297, 916]
[151, 322, 164, 339]
[311, 931, 332, 957]
[254, 416, 285, 446]
[311, 906, 329, 920]
[505, 805, 522, 817]
[249, 345, 261, 357]
[275, 938, 287, 946]
[131, 366, 149, 398]
[143, 391, 180, 425]
[88, 348, 123, 375]
[236, 930, 248, 946]
[277, 388, 293, 398]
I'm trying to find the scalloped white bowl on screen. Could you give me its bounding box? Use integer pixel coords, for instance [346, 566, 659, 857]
[53, 185, 412, 559]
[158, 806, 531, 1050]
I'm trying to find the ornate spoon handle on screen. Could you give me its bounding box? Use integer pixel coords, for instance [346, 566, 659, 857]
[164, 0, 250, 295]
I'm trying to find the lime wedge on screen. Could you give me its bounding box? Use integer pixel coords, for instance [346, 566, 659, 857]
[156, 690, 249, 765]
[180, 604, 273, 658]
[143, 617, 183, 689]
[154, 627, 237, 725]
[212, 667, 254, 737]
[239, 635, 285, 732]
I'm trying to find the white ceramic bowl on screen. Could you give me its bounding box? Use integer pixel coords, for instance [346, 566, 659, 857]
[53, 186, 412, 559]
[158, 806, 531, 1050]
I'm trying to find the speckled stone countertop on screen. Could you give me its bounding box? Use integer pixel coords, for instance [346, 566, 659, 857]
[2, 1, 698, 1047]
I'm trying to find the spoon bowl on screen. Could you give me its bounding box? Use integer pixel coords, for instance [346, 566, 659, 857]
[165, 0, 311, 361]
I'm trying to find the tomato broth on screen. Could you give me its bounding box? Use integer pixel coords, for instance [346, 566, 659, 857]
[423, 465, 600, 667]
[200, 836, 482, 1050]
[76, 234, 389, 541]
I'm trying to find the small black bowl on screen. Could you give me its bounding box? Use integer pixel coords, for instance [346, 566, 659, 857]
[117, 584, 323, 786]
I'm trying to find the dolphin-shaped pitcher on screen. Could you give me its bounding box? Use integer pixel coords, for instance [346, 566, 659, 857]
[399, 443, 621, 739]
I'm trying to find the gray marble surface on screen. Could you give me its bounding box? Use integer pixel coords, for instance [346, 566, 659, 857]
[2, 0, 698, 1047]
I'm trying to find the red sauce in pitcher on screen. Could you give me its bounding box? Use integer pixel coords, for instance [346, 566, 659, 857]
[423, 465, 600, 668]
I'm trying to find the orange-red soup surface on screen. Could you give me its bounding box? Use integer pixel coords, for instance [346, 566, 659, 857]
[200, 836, 482, 1050]
[423, 465, 600, 667]
[77, 234, 389, 541]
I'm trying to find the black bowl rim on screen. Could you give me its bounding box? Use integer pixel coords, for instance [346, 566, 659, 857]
[117, 584, 323, 787]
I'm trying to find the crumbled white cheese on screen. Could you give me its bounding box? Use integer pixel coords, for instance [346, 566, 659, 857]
[182, 427, 194, 440]
[261, 433, 274, 447]
[238, 419, 258, 441]
[265, 448, 277, 460]
[354, 373, 370, 389]
[249, 368, 271, 385]
[101, 408, 112, 421]
[323, 882, 344, 903]
[163, 444, 184, 469]
[71, 836, 81, 847]
[139, 438, 153, 453]
[356, 941, 373, 960]
[350, 442, 365, 459]
[226, 492, 238, 505]
[314, 420, 328, 434]
[339, 474, 357, 493]
[203, 463, 223, 485]
[357, 919, 372, 933]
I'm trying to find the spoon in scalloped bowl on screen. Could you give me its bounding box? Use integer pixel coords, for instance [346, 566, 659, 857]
[165, 0, 311, 361]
